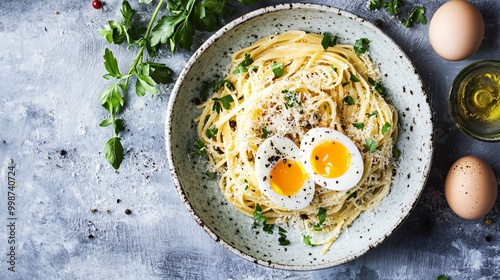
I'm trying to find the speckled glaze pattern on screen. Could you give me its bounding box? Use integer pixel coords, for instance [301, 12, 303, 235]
[166, 3, 433, 270]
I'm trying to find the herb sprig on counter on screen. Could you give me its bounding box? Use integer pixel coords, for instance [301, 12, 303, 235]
[368, 0, 427, 28]
[98, 0, 258, 169]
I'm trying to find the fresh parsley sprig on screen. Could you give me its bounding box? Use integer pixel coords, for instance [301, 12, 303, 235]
[98, 0, 258, 169]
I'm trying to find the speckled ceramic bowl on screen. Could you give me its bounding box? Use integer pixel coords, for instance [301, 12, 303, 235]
[166, 3, 433, 270]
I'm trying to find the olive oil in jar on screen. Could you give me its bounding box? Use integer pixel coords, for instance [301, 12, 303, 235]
[459, 72, 500, 124]
[449, 60, 500, 141]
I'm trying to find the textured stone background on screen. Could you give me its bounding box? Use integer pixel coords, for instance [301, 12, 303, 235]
[0, 0, 499, 279]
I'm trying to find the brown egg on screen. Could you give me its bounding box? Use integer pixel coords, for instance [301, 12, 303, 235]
[445, 156, 497, 220]
[429, 0, 484, 61]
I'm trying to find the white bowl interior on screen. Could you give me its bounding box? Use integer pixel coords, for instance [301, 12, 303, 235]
[166, 3, 433, 270]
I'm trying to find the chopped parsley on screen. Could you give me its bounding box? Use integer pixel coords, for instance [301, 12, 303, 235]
[353, 122, 365, 130]
[211, 95, 234, 114]
[244, 179, 248, 191]
[384, 0, 405, 15]
[263, 224, 274, 234]
[253, 203, 267, 227]
[436, 275, 448, 280]
[204, 172, 217, 179]
[393, 145, 401, 159]
[233, 53, 254, 74]
[313, 207, 327, 231]
[366, 110, 378, 117]
[303, 235, 316, 246]
[365, 138, 378, 153]
[354, 38, 370, 56]
[331, 65, 337, 72]
[282, 89, 301, 109]
[381, 122, 391, 134]
[321, 32, 338, 50]
[272, 62, 284, 77]
[193, 139, 207, 156]
[278, 227, 291, 246]
[213, 79, 235, 93]
[350, 72, 360, 82]
[261, 126, 269, 138]
[369, 0, 384, 11]
[401, 6, 427, 28]
[343, 96, 355, 106]
[368, 77, 386, 97]
[206, 125, 218, 139]
[347, 190, 358, 200]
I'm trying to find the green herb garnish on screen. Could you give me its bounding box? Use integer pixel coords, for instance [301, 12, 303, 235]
[278, 227, 291, 246]
[261, 126, 269, 138]
[321, 32, 338, 50]
[233, 53, 254, 74]
[347, 190, 358, 200]
[213, 80, 235, 93]
[194, 139, 207, 156]
[211, 95, 234, 114]
[205, 172, 217, 179]
[282, 89, 301, 109]
[303, 235, 316, 246]
[353, 122, 365, 130]
[368, 77, 386, 97]
[381, 122, 391, 135]
[253, 203, 267, 226]
[343, 96, 355, 106]
[272, 62, 285, 77]
[366, 110, 378, 117]
[354, 38, 370, 56]
[313, 207, 327, 231]
[350, 72, 360, 82]
[401, 6, 427, 28]
[263, 224, 274, 234]
[206, 125, 218, 139]
[365, 138, 378, 153]
[393, 145, 401, 159]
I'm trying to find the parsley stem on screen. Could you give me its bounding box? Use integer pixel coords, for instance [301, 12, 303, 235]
[124, 0, 165, 87]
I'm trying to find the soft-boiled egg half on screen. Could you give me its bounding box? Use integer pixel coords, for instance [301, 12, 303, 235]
[254, 128, 364, 210]
[300, 128, 364, 191]
[255, 136, 315, 210]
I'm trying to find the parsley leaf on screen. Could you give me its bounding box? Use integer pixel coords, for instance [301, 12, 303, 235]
[385, 0, 405, 15]
[283, 89, 301, 109]
[313, 207, 327, 231]
[350, 72, 360, 82]
[272, 62, 284, 77]
[381, 122, 391, 135]
[366, 110, 378, 117]
[303, 235, 316, 246]
[343, 96, 355, 106]
[212, 95, 234, 113]
[401, 6, 427, 28]
[354, 38, 371, 56]
[213, 80, 235, 92]
[331, 65, 337, 72]
[103, 48, 122, 79]
[368, 77, 386, 97]
[206, 125, 218, 139]
[233, 53, 254, 74]
[393, 145, 401, 159]
[436, 275, 448, 280]
[253, 203, 267, 226]
[369, 0, 385, 11]
[194, 139, 207, 156]
[261, 126, 269, 138]
[353, 122, 365, 130]
[99, 84, 124, 115]
[204, 172, 217, 179]
[347, 190, 358, 200]
[278, 227, 291, 246]
[365, 138, 378, 153]
[104, 137, 124, 170]
[263, 224, 274, 234]
[321, 32, 338, 50]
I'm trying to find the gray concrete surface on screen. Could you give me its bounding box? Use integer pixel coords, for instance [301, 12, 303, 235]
[0, 0, 499, 279]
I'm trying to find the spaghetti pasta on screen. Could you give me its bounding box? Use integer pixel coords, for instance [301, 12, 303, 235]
[195, 30, 398, 254]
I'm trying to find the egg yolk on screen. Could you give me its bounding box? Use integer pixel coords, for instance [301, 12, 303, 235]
[310, 141, 350, 178]
[270, 159, 307, 196]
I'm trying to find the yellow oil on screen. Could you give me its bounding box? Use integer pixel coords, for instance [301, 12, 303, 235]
[459, 72, 500, 123]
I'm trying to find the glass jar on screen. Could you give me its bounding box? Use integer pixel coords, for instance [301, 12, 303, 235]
[449, 60, 500, 141]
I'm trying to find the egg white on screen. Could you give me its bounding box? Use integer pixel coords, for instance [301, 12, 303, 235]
[255, 136, 315, 210]
[300, 128, 364, 191]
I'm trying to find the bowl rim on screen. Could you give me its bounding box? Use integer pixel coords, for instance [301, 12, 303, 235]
[165, 2, 434, 271]
[448, 59, 500, 142]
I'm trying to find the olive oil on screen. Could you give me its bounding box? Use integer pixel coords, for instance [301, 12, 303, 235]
[459, 72, 500, 123]
[449, 60, 500, 141]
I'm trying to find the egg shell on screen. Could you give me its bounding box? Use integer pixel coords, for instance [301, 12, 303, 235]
[429, 0, 484, 61]
[444, 156, 497, 220]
